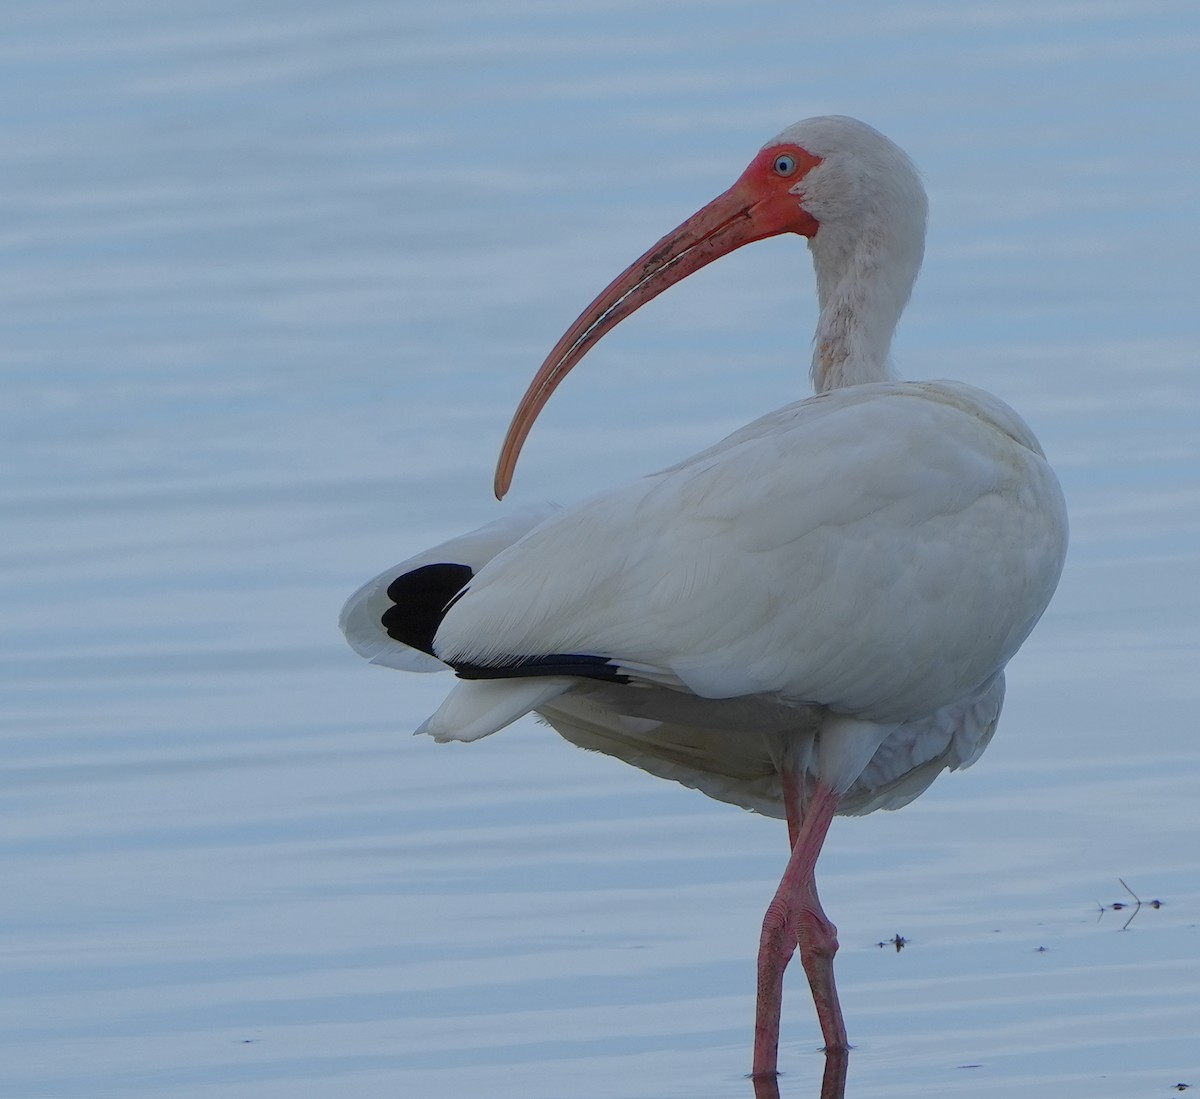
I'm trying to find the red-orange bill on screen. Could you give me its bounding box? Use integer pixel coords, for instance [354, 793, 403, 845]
[494, 145, 820, 499]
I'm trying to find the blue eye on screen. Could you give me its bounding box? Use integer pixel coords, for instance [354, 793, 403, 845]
[773, 153, 798, 177]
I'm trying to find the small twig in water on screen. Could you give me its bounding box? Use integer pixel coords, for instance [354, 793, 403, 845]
[1096, 879, 1163, 930]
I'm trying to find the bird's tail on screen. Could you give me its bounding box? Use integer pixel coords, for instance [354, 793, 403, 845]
[415, 678, 573, 743]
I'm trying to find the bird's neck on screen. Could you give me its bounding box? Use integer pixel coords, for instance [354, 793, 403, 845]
[807, 220, 923, 393]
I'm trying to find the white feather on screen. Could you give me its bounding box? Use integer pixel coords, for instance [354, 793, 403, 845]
[530, 675, 1003, 819]
[340, 115, 1066, 825]
[339, 503, 559, 672]
[434, 381, 1066, 726]
[416, 678, 572, 743]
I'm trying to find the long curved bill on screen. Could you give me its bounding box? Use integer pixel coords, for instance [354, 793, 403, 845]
[493, 164, 810, 499]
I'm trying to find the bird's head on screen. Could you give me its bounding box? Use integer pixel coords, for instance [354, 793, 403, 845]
[494, 116, 928, 498]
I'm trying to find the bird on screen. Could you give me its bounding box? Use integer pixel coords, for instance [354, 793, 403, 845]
[340, 115, 1068, 1080]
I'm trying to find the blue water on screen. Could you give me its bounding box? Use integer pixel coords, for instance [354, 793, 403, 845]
[3, 2, 1199, 1097]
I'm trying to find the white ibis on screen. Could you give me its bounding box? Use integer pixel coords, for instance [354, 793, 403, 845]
[341, 116, 1068, 1080]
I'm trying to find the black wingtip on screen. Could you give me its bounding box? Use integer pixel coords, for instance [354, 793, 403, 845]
[381, 563, 474, 656]
[382, 565, 629, 685]
[450, 653, 630, 683]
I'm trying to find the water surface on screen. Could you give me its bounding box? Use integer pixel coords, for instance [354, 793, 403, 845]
[3, 2, 1199, 1096]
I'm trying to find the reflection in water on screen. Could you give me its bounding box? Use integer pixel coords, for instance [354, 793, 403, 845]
[751, 1049, 849, 1099]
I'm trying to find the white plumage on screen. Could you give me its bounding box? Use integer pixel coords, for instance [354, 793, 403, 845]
[343, 379, 1061, 809]
[341, 503, 558, 673]
[340, 116, 1068, 1080]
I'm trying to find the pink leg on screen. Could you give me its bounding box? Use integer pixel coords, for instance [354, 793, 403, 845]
[781, 767, 803, 851]
[751, 778, 847, 1079]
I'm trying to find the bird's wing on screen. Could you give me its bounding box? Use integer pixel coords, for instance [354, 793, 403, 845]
[435, 382, 1067, 723]
[339, 503, 560, 672]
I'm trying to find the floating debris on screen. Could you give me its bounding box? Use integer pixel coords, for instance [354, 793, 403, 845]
[1097, 879, 1163, 930]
